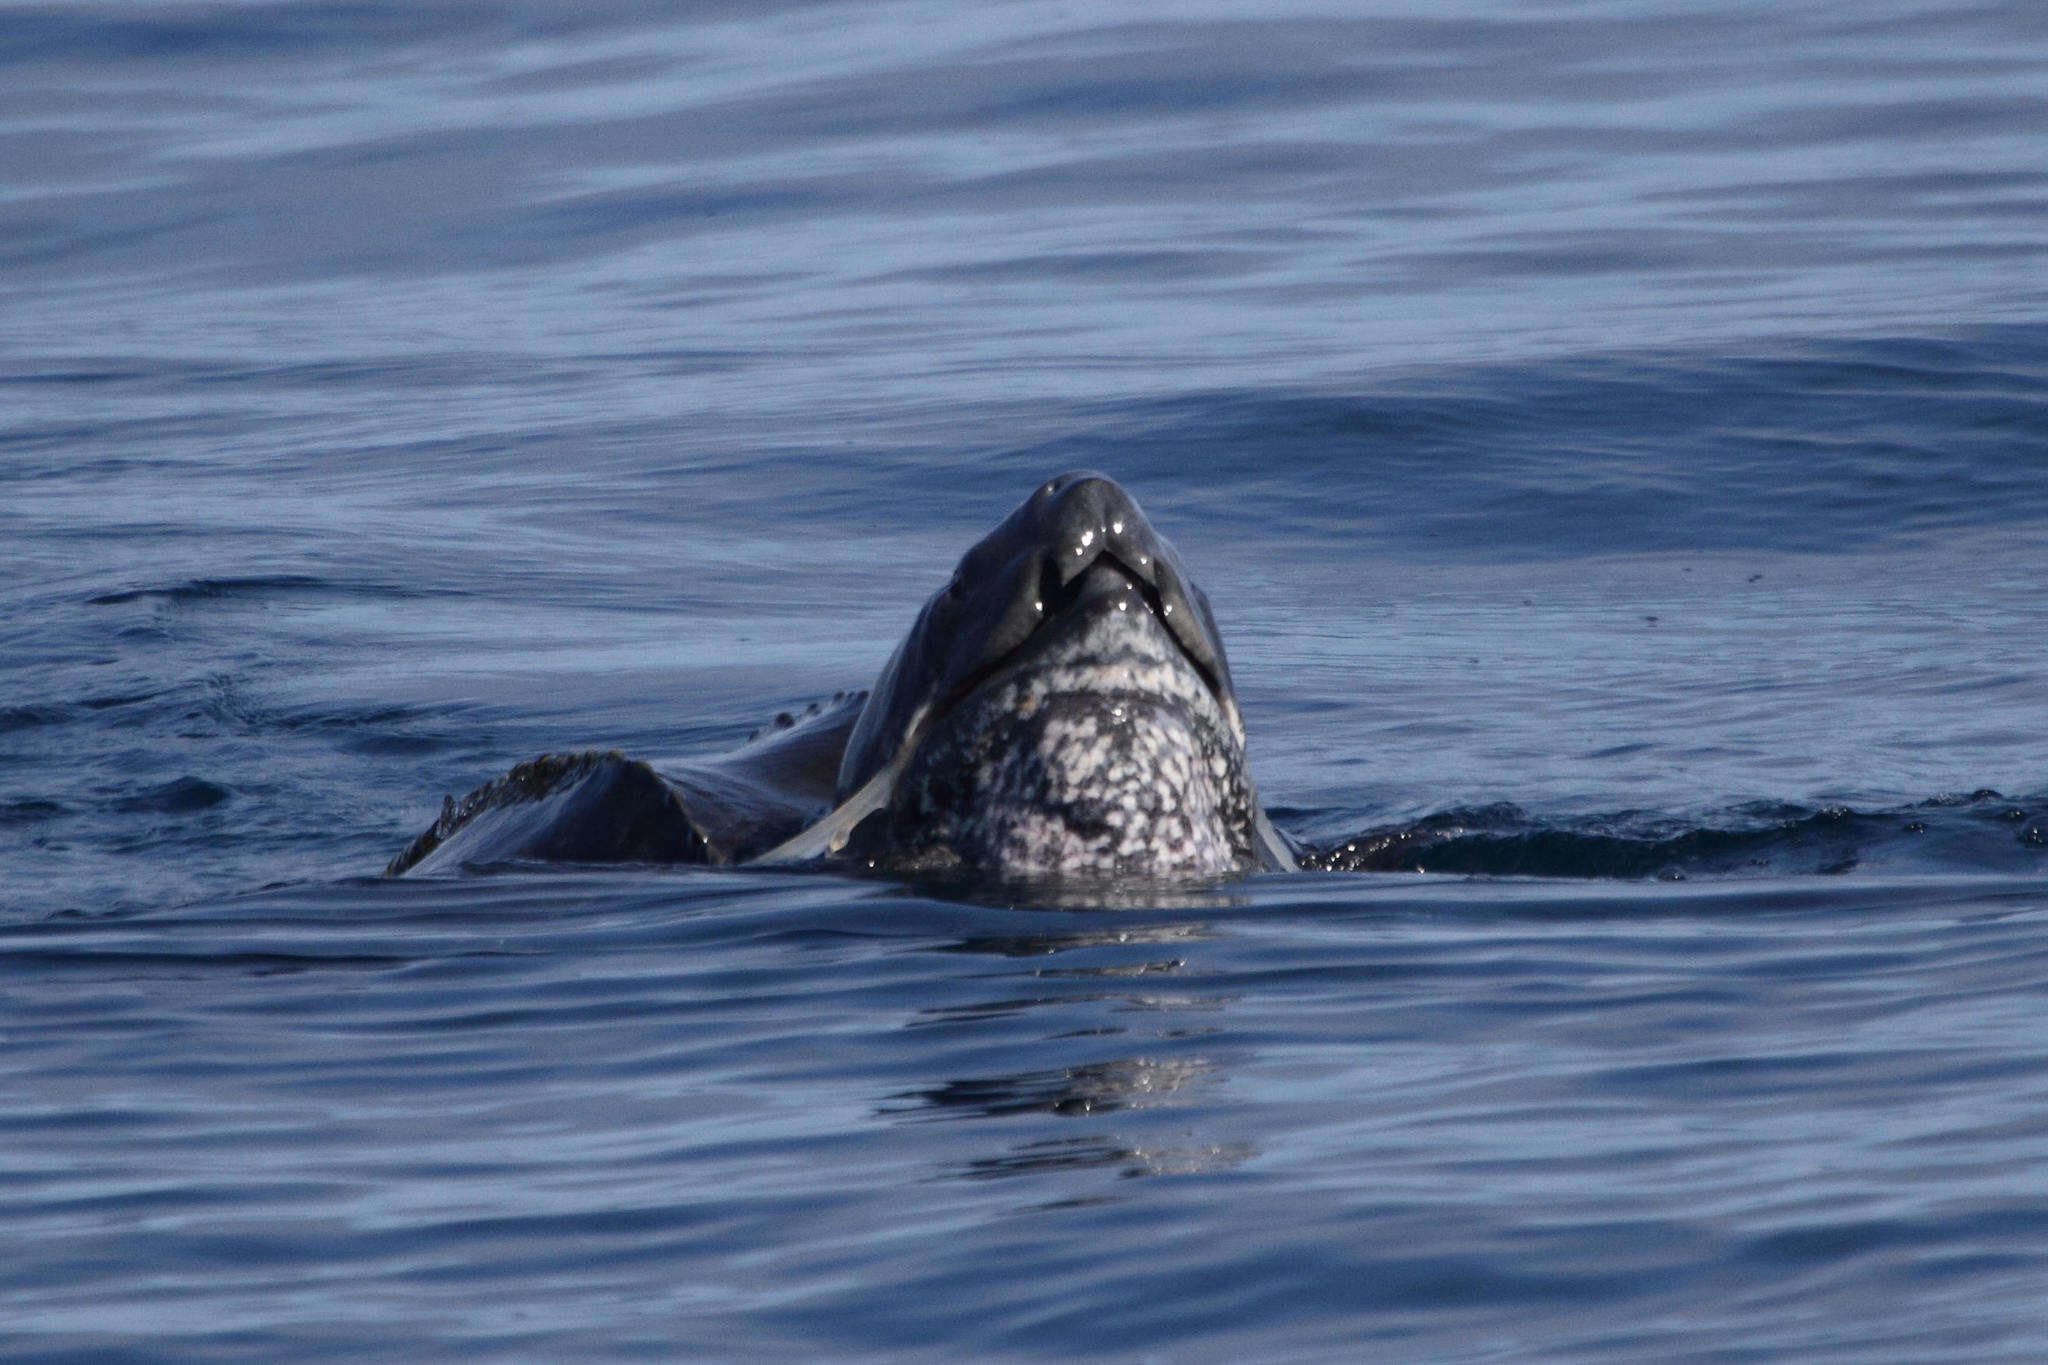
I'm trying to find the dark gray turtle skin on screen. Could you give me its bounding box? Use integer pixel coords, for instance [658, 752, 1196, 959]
[389, 472, 1297, 881]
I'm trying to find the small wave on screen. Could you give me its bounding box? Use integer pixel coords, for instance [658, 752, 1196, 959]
[987, 325, 2048, 561]
[85, 575, 452, 606]
[1307, 791, 2048, 878]
[0, 799, 65, 826]
[0, 704, 71, 733]
[110, 777, 231, 815]
[0, 5, 513, 68]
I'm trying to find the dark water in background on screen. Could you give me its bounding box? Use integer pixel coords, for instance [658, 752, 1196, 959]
[5, 1, 2048, 1358]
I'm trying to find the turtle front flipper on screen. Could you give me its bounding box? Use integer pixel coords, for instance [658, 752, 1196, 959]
[386, 752, 709, 875]
[386, 692, 867, 876]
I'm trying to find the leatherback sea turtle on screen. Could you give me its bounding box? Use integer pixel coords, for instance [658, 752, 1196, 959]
[388, 471, 2043, 883]
[389, 472, 1299, 881]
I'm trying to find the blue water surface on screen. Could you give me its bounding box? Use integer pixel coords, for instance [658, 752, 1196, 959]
[4, 1, 2048, 1359]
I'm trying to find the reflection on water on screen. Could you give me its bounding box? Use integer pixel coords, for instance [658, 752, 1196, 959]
[935, 918, 1220, 956]
[889, 1055, 1254, 1180]
[909, 989, 1224, 1029]
[964, 1135, 1258, 1183]
[888, 912, 1251, 1180]
[904, 876, 1249, 915]
[891, 1055, 1217, 1120]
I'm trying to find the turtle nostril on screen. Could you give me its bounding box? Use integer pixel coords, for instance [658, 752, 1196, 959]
[1043, 551, 1147, 617]
[1038, 557, 1064, 615]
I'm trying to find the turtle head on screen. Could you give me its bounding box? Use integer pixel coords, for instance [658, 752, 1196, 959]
[835, 472, 1279, 879]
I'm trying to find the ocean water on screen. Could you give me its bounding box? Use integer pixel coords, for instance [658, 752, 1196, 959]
[5, 1, 2048, 1358]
